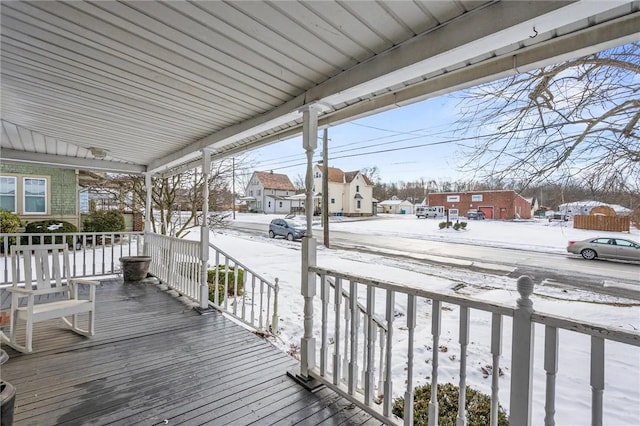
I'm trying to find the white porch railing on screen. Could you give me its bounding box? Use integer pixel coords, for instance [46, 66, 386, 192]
[207, 241, 279, 334]
[1, 232, 144, 285]
[145, 232, 201, 300]
[144, 233, 279, 334]
[305, 265, 640, 426]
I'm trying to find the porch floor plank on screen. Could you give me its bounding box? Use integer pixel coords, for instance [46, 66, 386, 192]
[1, 278, 382, 425]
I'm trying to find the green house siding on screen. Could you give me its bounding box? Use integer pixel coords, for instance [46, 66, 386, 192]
[0, 163, 79, 226]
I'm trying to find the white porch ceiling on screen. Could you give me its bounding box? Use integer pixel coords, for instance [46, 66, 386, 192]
[1, 1, 639, 175]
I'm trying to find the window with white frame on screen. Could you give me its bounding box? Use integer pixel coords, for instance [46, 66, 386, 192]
[331, 198, 335, 204]
[257, 189, 261, 196]
[357, 200, 361, 209]
[24, 177, 47, 213]
[356, 185, 360, 193]
[0, 176, 17, 212]
[279, 201, 283, 208]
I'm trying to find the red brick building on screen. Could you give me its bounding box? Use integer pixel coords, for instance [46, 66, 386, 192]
[427, 190, 532, 220]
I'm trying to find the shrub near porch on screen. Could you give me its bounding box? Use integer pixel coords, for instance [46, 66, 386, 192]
[208, 265, 244, 305]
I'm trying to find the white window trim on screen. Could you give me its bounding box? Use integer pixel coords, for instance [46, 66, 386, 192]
[23, 177, 48, 214]
[0, 176, 17, 213]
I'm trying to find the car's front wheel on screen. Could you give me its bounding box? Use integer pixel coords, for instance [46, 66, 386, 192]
[286, 233, 294, 241]
[581, 248, 597, 260]
[269, 230, 275, 238]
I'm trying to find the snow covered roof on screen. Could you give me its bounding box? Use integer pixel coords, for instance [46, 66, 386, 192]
[558, 200, 631, 214]
[379, 199, 411, 206]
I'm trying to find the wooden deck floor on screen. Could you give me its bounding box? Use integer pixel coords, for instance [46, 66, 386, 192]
[1, 278, 382, 426]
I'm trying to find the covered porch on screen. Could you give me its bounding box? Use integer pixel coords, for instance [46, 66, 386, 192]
[2, 1, 640, 425]
[1, 277, 378, 425]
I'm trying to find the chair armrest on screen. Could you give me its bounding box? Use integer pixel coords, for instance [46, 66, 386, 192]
[6, 287, 71, 296]
[4, 287, 34, 295]
[69, 279, 100, 287]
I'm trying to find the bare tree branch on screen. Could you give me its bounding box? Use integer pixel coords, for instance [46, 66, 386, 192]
[455, 42, 640, 193]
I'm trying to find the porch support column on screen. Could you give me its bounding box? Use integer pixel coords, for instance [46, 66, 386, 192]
[300, 104, 320, 379]
[509, 275, 535, 426]
[199, 150, 211, 310]
[143, 172, 153, 256]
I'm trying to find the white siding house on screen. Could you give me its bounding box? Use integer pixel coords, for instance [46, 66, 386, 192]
[243, 171, 296, 214]
[378, 196, 414, 214]
[313, 165, 374, 216]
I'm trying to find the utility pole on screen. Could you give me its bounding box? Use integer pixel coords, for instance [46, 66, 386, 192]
[232, 157, 236, 220]
[322, 128, 329, 248]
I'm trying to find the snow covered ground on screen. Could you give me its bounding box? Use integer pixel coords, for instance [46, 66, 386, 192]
[201, 213, 640, 425]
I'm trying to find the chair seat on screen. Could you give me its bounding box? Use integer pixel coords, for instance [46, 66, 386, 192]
[16, 299, 93, 322]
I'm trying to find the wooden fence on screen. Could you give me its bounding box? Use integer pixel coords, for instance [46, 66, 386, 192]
[573, 215, 630, 232]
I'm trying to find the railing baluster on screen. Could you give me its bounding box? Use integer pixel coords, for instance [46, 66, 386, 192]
[241, 269, 247, 320]
[333, 277, 342, 386]
[491, 313, 503, 426]
[2, 237, 8, 283]
[193, 242, 199, 296]
[457, 306, 470, 426]
[378, 327, 385, 401]
[364, 286, 376, 405]
[91, 233, 96, 275]
[250, 275, 256, 325]
[343, 294, 350, 383]
[223, 258, 230, 310]
[265, 285, 271, 331]
[109, 233, 113, 274]
[214, 251, 220, 305]
[271, 278, 279, 333]
[383, 288, 394, 416]
[259, 280, 264, 330]
[361, 310, 368, 389]
[348, 280, 359, 395]
[429, 299, 441, 426]
[591, 336, 605, 426]
[544, 325, 558, 426]
[404, 294, 417, 426]
[320, 274, 329, 376]
[81, 234, 86, 276]
[232, 260, 239, 314]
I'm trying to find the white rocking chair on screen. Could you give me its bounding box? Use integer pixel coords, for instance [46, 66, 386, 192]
[0, 244, 99, 354]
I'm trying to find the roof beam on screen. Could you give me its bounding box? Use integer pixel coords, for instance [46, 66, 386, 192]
[1, 149, 146, 174]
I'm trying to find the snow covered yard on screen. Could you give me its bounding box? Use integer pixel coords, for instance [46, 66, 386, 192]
[206, 213, 640, 425]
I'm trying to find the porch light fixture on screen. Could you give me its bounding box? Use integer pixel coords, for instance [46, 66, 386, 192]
[89, 147, 108, 159]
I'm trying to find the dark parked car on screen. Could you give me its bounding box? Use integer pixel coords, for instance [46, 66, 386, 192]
[269, 218, 306, 241]
[567, 237, 640, 261]
[466, 210, 485, 220]
[548, 213, 569, 222]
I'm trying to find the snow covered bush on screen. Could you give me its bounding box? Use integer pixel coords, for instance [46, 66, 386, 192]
[22, 220, 77, 247]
